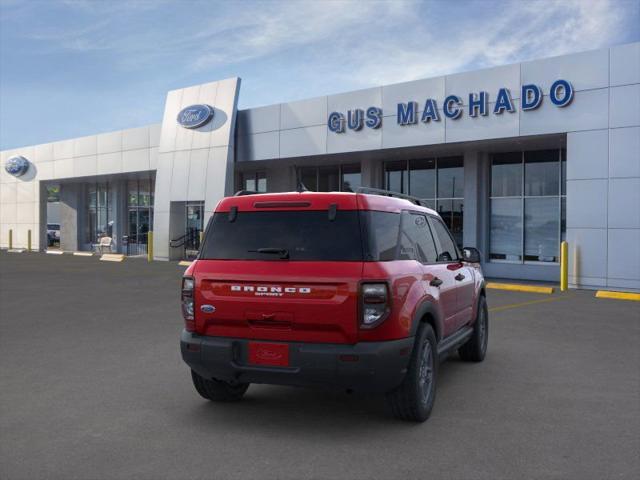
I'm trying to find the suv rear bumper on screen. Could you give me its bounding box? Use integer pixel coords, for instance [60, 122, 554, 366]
[181, 330, 414, 393]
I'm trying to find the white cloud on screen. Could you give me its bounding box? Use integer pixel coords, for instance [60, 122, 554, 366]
[189, 1, 411, 70]
[330, 0, 628, 88]
[11, 0, 631, 78]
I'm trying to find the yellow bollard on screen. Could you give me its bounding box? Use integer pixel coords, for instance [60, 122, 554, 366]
[8, 229, 12, 250]
[28, 229, 32, 252]
[560, 241, 568, 292]
[199, 230, 203, 247]
[147, 231, 153, 262]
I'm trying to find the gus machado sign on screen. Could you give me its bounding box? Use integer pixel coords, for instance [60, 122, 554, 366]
[327, 79, 573, 133]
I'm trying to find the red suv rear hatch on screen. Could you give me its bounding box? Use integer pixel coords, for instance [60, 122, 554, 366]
[192, 193, 364, 344]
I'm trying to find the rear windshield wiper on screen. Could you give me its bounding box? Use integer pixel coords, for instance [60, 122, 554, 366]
[248, 247, 290, 259]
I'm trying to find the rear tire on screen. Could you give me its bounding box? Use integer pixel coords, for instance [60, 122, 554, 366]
[458, 295, 488, 362]
[386, 324, 438, 422]
[191, 370, 249, 402]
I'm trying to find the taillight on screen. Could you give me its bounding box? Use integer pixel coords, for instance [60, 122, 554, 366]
[182, 276, 195, 331]
[360, 283, 390, 329]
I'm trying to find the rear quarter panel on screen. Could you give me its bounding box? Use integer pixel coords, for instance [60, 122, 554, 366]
[358, 261, 427, 342]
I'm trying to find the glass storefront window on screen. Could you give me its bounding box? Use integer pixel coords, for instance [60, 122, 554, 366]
[46, 185, 60, 202]
[300, 167, 317, 191]
[128, 180, 138, 206]
[436, 199, 464, 249]
[384, 156, 464, 247]
[490, 198, 523, 261]
[139, 178, 152, 207]
[385, 161, 408, 194]
[437, 157, 464, 198]
[341, 164, 361, 192]
[490, 149, 566, 263]
[524, 197, 559, 262]
[318, 166, 340, 192]
[241, 172, 267, 193]
[561, 149, 567, 196]
[491, 152, 522, 197]
[525, 150, 560, 196]
[126, 177, 155, 255]
[185, 202, 204, 254]
[409, 158, 435, 199]
[86, 182, 113, 244]
[298, 164, 361, 192]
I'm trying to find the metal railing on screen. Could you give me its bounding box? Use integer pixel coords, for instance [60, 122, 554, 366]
[170, 230, 201, 260]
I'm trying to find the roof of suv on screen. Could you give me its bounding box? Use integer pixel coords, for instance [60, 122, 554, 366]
[215, 191, 438, 216]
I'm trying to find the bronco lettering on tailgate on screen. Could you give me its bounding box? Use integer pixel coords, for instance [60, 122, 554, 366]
[230, 285, 311, 297]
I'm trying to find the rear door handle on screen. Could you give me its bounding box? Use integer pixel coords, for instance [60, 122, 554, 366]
[429, 277, 443, 287]
[455, 273, 465, 281]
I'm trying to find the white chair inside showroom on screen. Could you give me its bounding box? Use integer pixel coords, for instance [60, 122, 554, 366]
[95, 236, 113, 254]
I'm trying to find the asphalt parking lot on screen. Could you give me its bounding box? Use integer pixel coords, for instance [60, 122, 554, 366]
[1, 251, 638, 480]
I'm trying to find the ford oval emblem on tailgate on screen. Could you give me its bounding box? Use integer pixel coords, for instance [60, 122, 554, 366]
[200, 305, 216, 313]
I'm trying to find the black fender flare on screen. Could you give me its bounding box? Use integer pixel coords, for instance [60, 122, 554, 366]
[409, 300, 444, 341]
[479, 279, 486, 297]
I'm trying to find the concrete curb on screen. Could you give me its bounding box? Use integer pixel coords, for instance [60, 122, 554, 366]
[595, 290, 640, 302]
[100, 254, 125, 262]
[486, 282, 554, 294]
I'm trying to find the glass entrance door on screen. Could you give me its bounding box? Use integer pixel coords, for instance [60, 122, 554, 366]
[185, 202, 204, 259]
[125, 178, 154, 256]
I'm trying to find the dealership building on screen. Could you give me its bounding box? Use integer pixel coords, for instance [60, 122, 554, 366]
[1, 42, 639, 291]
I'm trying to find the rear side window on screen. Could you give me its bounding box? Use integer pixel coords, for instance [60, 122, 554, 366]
[360, 211, 401, 261]
[399, 212, 438, 263]
[200, 211, 363, 261]
[361, 210, 439, 263]
[428, 216, 459, 262]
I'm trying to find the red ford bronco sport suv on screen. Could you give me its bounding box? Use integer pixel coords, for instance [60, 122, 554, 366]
[180, 189, 488, 422]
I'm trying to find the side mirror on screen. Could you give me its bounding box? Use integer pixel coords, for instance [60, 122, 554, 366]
[462, 247, 481, 263]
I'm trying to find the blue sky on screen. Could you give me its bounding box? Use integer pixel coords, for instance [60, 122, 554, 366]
[1, 0, 639, 149]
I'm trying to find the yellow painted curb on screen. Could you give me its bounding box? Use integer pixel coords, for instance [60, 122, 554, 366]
[486, 282, 554, 294]
[595, 290, 640, 302]
[178, 260, 192, 266]
[73, 251, 94, 257]
[8, 249, 25, 253]
[46, 250, 64, 255]
[100, 253, 125, 262]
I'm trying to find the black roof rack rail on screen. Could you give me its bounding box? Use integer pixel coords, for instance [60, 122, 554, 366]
[355, 187, 428, 207]
[234, 190, 264, 196]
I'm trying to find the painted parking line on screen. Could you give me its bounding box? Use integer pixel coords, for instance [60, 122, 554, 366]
[595, 290, 640, 302]
[489, 295, 570, 313]
[486, 282, 554, 294]
[178, 261, 192, 266]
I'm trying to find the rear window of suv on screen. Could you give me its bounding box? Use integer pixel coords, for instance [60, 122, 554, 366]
[200, 211, 364, 261]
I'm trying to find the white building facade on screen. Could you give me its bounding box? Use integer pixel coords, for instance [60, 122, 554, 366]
[1, 43, 639, 291]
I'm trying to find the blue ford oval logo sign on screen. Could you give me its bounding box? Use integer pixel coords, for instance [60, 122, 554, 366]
[200, 305, 216, 313]
[177, 104, 214, 129]
[5, 156, 29, 177]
